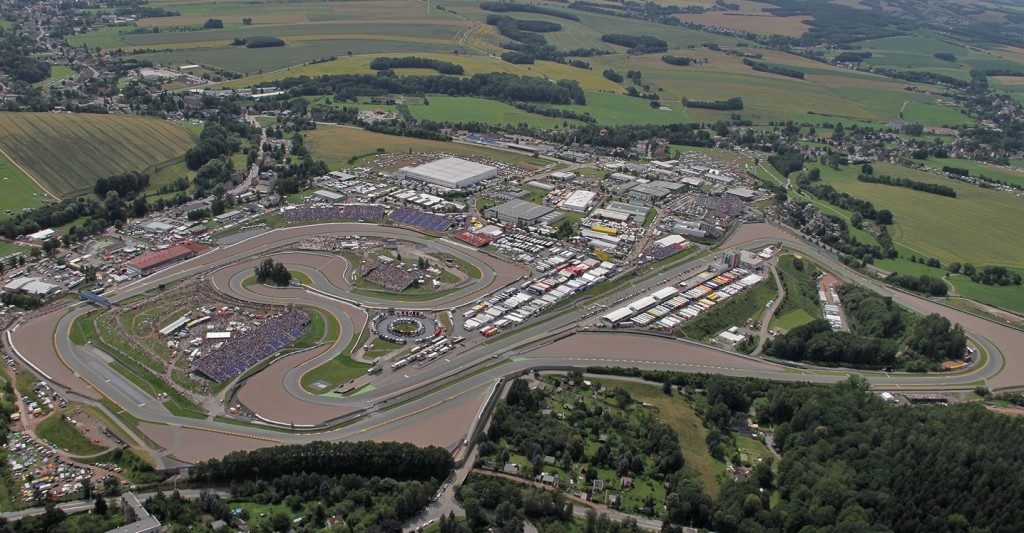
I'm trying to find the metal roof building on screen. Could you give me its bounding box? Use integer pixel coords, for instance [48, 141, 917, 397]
[561, 190, 597, 212]
[485, 199, 555, 226]
[401, 157, 497, 189]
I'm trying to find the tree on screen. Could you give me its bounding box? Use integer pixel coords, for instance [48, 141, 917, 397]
[242, 17, 253, 25]
[662, 380, 673, 395]
[876, 209, 893, 225]
[94, 494, 108, 515]
[947, 262, 961, 274]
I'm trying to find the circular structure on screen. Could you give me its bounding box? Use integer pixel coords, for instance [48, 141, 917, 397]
[392, 319, 424, 336]
[375, 313, 437, 344]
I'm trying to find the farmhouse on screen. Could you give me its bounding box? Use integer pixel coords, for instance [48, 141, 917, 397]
[127, 243, 202, 276]
[400, 157, 497, 189]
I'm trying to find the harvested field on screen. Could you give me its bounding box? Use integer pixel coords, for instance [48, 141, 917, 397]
[0, 113, 196, 199]
[678, 13, 811, 37]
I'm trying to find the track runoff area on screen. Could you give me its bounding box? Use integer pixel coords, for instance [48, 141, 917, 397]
[7, 222, 1024, 466]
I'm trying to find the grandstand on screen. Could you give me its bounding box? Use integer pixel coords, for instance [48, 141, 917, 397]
[194, 308, 311, 383]
[340, 204, 384, 220]
[282, 205, 341, 222]
[650, 243, 688, 261]
[388, 208, 454, 232]
[455, 230, 493, 248]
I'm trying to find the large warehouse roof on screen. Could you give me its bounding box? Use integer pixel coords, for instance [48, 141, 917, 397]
[487, 199, 553, 222]
[404, 157, 497, 188]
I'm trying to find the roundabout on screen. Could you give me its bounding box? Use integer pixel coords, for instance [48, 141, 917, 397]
[5, 222, 1024, 467]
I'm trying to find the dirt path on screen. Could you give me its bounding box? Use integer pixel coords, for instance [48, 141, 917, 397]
[0, 144, 59, 200]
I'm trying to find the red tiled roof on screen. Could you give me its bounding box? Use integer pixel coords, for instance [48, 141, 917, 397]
[128, 243, 202, 270]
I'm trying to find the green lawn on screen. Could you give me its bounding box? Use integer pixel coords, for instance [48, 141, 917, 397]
[554, 91, 691, 126]
[769, 255, 821, 331]
[949, 273, 1024, 315]
[408, 96, 584, 129]
[925, 158, 1024, 189]
[0, 151, 49, 218]
[35, 414, 107, 456]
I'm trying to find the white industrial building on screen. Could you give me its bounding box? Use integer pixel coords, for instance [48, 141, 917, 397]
[562, 190, 597, 212]
[401, 158, 497, 189]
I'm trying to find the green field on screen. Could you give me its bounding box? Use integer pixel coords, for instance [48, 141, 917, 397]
[553, 91, 691, 126]
[770, 255, 822, 331]
[35, 414, 107, 456]
[0, 152, 49, 218]
[949, 271, 1024, 315]
[407, 96, 584, 129]
[34, 65, 77, 89]
[814, 162, 1024, 267]
[0, 113, 196, 198]
[924, 157, 1024, 188]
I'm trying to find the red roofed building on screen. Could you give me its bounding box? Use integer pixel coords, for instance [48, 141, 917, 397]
[126, 242, 203, 276]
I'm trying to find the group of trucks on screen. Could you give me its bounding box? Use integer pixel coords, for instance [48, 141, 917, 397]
[388, 335, 466, 371]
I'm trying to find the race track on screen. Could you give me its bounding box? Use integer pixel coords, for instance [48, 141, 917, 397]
[5, 221, 1023, 465]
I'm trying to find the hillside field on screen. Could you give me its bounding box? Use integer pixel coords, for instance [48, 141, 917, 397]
[305, 125, 548, 169]
[0, 113, 197, 199]
[813, 162, 1024, 268]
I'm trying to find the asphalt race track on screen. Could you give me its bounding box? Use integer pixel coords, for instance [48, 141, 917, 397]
[6, 222, 1024, 465]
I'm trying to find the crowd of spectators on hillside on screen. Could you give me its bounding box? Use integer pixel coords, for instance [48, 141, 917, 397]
[361, 261, 416, 291]
[341, 204, 384, 220]
[196, 307, 312, 382]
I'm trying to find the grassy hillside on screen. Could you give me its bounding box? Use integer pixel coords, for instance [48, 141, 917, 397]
[0, 113, 196, 199]
[304, 125, 548, 169]
[813, 162, 1024, 267]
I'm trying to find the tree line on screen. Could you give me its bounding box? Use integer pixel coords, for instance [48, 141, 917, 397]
[93, 171, 150, 198]
[600, 34, 669, 54]
[661, 55, 696, 66]
[369, 56, 465, 75]
[682, 97, 744, 110]
[191, 440, 453, 484]
[742, 59, 805, 79]
[857, 172, 957, 197]
[479, 2, 580, 21]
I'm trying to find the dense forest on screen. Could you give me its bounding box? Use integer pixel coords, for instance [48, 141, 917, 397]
[766, 284, 964, 368]
[580, 370, 1024, 532]
[600, 34, 669, 54]
[190, 440, 454, 484]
